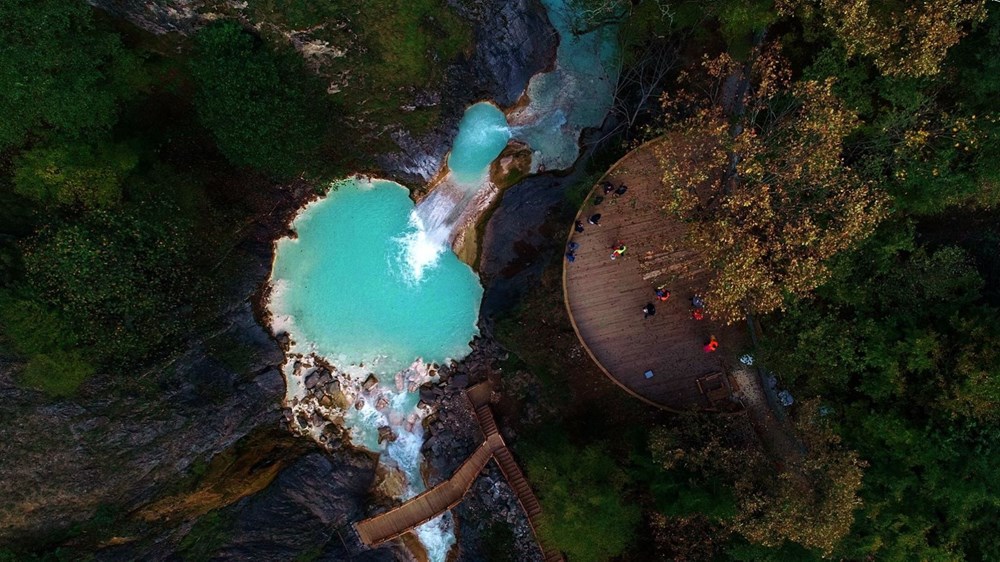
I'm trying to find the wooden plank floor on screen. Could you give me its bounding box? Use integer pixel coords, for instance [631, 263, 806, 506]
[354, 384, 564, 560]
[563, 139, 748, 411]
[354, 433, 504, 546]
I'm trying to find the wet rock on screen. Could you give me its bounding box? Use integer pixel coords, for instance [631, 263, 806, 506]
[304, 371, 320, 390]
[450, 373, 470, 389]
[377, 426, 396, 444]
[354, 398, 365, 411]
[375, 396, 390, 411]
[323, 380, 340, 395]
[420, 384, 437, 403]
[363, 374, 379, 392]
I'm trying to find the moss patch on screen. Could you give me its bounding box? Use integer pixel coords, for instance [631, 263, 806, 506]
[244, 0, 473, 142]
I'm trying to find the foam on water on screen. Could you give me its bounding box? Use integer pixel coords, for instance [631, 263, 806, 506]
[271, 178, 482, 375]
[509, 0, 620, 171]
[271, 178, 482, 560]
[396, 209, 448, 284]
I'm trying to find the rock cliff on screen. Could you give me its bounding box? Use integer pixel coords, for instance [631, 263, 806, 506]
[3, 0, 558, 558]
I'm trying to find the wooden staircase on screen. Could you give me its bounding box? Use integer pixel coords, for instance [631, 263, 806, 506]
[475, 404, 499, 437]
[353, 382, 563, 561]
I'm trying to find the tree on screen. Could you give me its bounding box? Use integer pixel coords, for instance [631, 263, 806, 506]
[13, 141, 137, 209]
[732, 401, 864, 554]
[21, 208, 193, 367]
[760, 225, 1000, 559]
[650, 409, 863, 556]
[189, 22, 327, 178]
[781, 0, 988, 77]
[526, 440, 641, 562]
[0, 0, 135, 149]
[657, 47, 887, 322]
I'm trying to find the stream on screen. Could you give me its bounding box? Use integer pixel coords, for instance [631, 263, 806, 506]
[268, 1, 620, 559]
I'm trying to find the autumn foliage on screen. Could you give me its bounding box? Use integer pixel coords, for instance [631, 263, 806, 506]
[656, 47, 887, 323]
[650, 405, 864, 556]
[796, 0, 988, 77]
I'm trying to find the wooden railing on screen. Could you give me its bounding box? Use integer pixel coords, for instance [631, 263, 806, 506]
[353, 383, 563, 561]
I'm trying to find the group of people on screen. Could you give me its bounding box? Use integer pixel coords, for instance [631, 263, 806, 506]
[568, 177, 720, 354]
[642, 290, 718, 352]
[567, 181, 630, 262]
[602, 181, 628, 197]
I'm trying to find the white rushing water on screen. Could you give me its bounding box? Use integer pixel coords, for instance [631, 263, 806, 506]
[270, 1, 622, 558]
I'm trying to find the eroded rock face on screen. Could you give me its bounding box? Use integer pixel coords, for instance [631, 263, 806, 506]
[84, 0, 556, 188]
[0, 318, 285, 546]
[84, 0, 214, 35]
[0, 181, 315, 550]
[202, 452, 398, 561]
[454, 0, 557, 108]
[377, 0, 557, 184]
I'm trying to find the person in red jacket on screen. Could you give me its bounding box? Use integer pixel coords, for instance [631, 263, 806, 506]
[703, 335, 718, 353]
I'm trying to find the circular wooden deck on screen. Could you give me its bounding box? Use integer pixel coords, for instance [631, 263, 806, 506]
[562, 138, 748, 411]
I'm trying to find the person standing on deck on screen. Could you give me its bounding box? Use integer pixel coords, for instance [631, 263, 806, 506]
[704, 335, 719, 353]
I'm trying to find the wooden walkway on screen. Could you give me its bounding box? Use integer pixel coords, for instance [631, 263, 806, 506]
[563, 137, 747, 411]
[354, 383, 563, 561]
[354, 433, 504, 546]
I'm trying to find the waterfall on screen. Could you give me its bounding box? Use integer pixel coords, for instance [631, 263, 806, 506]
[398, 101, 512, 282]
[269, 3, 623, 561]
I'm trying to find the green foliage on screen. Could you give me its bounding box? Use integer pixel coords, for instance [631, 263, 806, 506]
[243, 0, 472, 141]
[0, 294, 78, 356]
[359, 0, 470, 87]
[649, 408, 863, 555]
[800, 9, 1000, 215]
[245, 0, 346, 29]
[648, 467, 739, 521]
[716, 0, 776, 50]
[761, 221, 1000, 559]
[0, 292, 97, 396]
[724, 538, 822, 562]
[189, 22, 327, 178]
[0, 0, 136, 149]
[13, 141, 138, 209]
[480, 522, 517, 562]
[526, 439, 641, 562]
[19, 351, 96, 397]
[22, 207, 193, 367]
